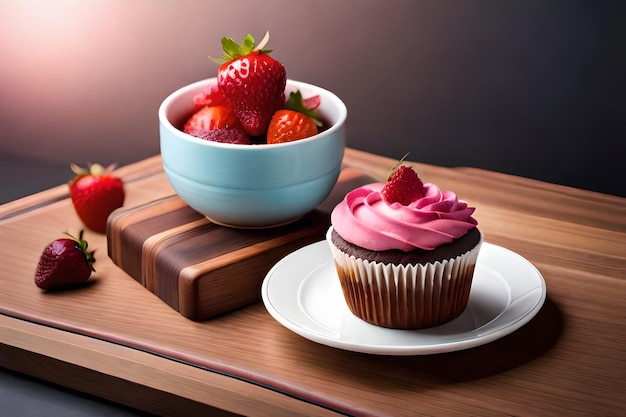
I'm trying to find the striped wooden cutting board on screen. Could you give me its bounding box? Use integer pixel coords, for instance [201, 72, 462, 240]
[107, 168, 374, 320]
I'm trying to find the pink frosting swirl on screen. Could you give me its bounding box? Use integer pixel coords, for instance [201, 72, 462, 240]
[331, 182, 478, 251]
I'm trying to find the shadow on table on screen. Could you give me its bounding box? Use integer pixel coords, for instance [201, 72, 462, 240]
[316, 296, 563, 385]
[403, 296, 563, 382]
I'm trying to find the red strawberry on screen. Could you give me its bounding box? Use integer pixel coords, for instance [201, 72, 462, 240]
[34, 230, 95, 290]
[188, 128, 252, 145]
[69, 163, 125, 233]
[267, 110, 317, 144]
[213, 32, 286, 136]
[381, 158, 425, 205]
[192, 84, 227, 107]
[267, 90, 322, 144]
[183, 105, 240, 133]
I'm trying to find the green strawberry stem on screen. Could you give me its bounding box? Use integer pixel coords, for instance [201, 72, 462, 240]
[387, 152, 412, 181]
[70, 162, 116, 178]
[64, 230, 96, 272]
[211, 31, 273, 64]
[285, 91, 322, 127]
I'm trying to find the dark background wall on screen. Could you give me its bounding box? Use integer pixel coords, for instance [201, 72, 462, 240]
[1, 0, 624, 200]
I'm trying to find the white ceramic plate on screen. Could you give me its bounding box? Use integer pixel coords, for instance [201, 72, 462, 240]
[261, 241, 546, 355]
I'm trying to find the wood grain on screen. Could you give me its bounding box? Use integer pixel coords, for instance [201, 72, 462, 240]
[107, 195, 333, 320]
[1, 148, 625, 416]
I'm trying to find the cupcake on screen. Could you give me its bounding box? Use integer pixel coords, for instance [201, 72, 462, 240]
[327, 161, 482, 329]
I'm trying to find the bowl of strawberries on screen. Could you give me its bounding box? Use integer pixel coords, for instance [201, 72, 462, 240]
[159, 33, 347, 228]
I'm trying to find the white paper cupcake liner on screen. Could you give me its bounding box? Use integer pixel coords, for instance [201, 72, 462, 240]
[327, 227, 483, 329]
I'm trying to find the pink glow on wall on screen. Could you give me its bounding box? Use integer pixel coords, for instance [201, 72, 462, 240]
[0, 0, 181, 164]
[2, 2, 116, 114]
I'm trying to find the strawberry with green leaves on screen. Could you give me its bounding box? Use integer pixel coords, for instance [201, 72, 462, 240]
[267, 90, 322, 144]
[381, 154, 425, 205]
[69, 163, 125, 234]
[212, 32, 286, 136]
[34, 231, 95, 290]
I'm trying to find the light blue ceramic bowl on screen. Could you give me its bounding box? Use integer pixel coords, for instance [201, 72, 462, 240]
[159, 78, 347, 228]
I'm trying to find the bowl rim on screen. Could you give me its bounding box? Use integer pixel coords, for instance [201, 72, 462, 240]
[158, 78, 347, 150]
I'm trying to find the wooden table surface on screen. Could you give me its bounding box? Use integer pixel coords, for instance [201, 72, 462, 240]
[1, 148, 624, 416]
